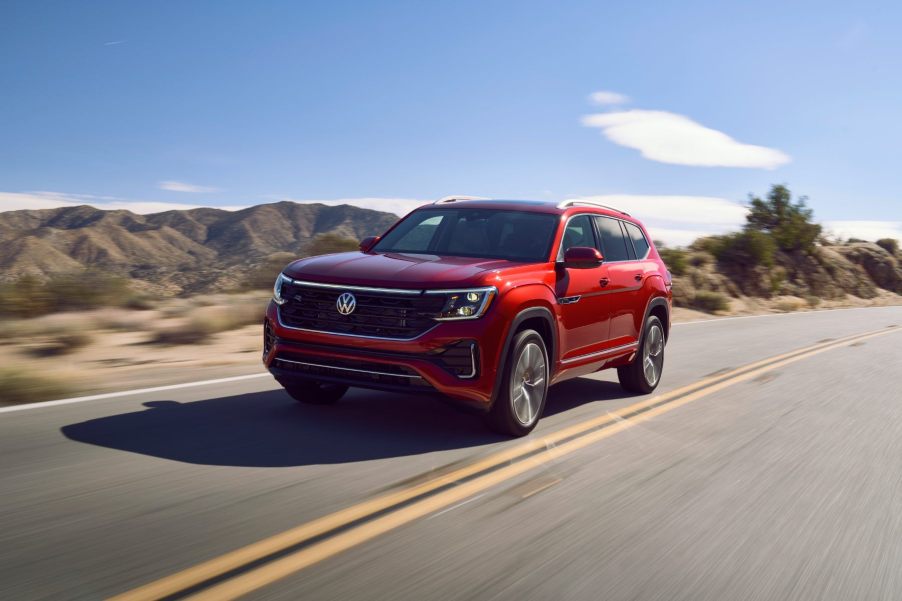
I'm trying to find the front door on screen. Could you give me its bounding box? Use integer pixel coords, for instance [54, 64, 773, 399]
[554, 214, 611, 361]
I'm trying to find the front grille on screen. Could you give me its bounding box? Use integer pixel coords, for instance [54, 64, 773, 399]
[278, 282, 444, 339]
[272, 353, 431, 389]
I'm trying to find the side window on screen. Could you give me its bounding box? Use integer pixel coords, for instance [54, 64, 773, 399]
[594, 217, 631, 262]
[558, 215, 598, 260]
[624, 222, 650, 259]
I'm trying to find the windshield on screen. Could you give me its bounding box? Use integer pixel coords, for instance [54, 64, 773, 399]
[373, 208, 558, 262]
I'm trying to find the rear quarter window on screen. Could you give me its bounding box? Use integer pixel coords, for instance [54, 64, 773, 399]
[624, 222, 650, 259]
[594, 216, 631, 262]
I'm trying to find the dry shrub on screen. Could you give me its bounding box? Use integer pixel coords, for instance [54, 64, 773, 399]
[151, 301, 265, 345]
[0, 319, 55, 341]
[804, 295, 822, 308]
[774, 297, 807, 313]
[93, 311, 150, 332]
[0, 368, 74, 404]
[0, 271, 131, 318]
[29, 331, 94, 357]
[691, 291, 730, 313]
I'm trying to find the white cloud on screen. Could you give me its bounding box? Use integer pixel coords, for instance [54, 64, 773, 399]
[0, 191, 241, 214]
[581, 109, 791, 169]
[566, 194, 749, 247]
[824, 220, 902, 242]
[589, 90, 630, 106]
[158, 180, 221, 193]
[571, 194, 747, 225]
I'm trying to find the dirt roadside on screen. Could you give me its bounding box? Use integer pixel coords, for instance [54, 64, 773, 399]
[2, 292, 900, 406]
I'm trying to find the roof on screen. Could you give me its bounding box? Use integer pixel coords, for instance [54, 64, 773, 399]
[421, 197, 631, 217]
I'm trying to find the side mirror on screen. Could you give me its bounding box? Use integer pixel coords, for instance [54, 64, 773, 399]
[563, 246, 604, 269]
[359, 236, 380, 253]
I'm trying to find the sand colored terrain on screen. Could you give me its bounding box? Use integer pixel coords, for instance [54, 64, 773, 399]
[2, 291, 899, 406]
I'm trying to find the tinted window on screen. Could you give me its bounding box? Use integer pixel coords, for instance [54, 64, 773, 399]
[373, 208, 558, 262]
[388, 215, 444, 250]
[557, 214, 598, 260]
[624, 222, 650, 259]
[594, 217, 631, 261]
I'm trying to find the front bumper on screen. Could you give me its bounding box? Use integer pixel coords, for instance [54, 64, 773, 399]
[263, 301, 505, 406]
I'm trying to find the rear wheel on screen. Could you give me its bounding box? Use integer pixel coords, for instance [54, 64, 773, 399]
[486, 329, 549, 437]
[282, 380, 348, 405]
[618, 315, 665, 394]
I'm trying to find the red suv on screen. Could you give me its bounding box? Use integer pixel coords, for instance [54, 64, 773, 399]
[263, 198, 672, 436]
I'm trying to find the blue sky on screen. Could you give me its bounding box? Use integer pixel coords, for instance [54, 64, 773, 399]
[2, 0, 901, 244]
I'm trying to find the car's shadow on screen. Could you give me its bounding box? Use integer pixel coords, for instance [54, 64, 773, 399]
[61, 379, 632, 467]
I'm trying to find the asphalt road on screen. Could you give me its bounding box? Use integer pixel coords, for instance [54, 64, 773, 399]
[2, 306, 901, 601]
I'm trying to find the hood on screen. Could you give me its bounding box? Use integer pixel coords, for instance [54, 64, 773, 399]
[283, 251, 514, 289]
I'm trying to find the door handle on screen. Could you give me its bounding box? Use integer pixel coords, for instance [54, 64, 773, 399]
[599, 277, 609, 287]
[634, 274, 643, 282]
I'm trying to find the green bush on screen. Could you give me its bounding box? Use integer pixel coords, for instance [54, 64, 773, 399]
[689, 237, 722, 255]
[688, 252, 712, 267]
[875, 238, 899, 256]
[746, 184, 822, 253]
[690, 291, 730, 313]
[0, 368, 75, 404]
[769, 267, 787, 295]
[658, 248, 689, 276]
[708, 231, 777, 269]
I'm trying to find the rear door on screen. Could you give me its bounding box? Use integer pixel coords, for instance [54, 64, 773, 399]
[593, 216, 644, 347]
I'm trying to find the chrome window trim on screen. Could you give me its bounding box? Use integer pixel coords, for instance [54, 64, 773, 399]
[621, 220, 651, 261]
[555, 212, 601, 262]
[273, 357, 424, 379]
[554, 213, 647, 265]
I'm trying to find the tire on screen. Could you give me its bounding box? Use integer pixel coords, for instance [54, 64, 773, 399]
[486, 329, 549, 437]
[282, 380, 348, 405]
[618, 315, 665, 394]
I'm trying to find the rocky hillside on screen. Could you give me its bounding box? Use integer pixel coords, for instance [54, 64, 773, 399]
[0, 202, 399, 294]
[669, 240, 902, 312]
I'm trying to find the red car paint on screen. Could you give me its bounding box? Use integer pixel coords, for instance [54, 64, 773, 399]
[263, 199, 672, 410]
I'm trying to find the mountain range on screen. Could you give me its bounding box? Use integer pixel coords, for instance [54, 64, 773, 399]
[0, 202, 400, 294]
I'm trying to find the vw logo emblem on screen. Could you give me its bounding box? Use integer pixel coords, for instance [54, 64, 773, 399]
[336, 292, 357, 315]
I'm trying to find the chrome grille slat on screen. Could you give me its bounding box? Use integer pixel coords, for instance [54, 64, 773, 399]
[279, 282, 444, 339]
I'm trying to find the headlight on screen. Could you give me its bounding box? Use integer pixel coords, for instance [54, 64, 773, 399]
[273, 273, 292, 305]
[427, 287, 497, 320]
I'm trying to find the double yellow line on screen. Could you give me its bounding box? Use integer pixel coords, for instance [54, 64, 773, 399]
[112, 325, 899, 601]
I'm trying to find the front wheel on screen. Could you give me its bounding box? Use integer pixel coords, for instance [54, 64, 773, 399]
[486, 329, 549, 437]
[282, 380, 348, 405]
[618, 315, 665, 394]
